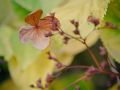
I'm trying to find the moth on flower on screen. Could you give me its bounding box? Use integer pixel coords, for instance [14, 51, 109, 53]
[19, 9, 60, 50]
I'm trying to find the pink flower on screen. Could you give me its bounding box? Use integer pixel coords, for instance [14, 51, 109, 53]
[19, 10, 60, 50]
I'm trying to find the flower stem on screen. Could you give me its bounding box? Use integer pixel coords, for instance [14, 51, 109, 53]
[59, 28, 102, 71]
[83, 41, 103, 71]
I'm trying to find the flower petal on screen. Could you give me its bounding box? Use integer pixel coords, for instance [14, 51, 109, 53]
[31, 30, 50, 50]
[19, 26, 50, 50]
[19, 26, 34, 43]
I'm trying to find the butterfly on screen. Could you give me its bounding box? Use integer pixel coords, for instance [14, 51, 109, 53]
[25, 9, 43, 27]
[19, 9, 60, 50]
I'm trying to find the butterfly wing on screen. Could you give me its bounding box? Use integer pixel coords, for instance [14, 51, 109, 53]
[25, 9, 43, 26]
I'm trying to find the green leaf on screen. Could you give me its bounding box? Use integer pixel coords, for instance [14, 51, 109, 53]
[12, 0, 63, 16]
[109, 83, 119, 90]
[0, 0, 14, 24]
[10, 30, 41, 70]
[12, 0, 30, 19]
[8, 30, 57, 90]
[100, 0, 120, 63]
[0, 26, 13, 61]
[104, 0, 120, 26]
[50, 34, 63, 52]
[8, 52, 55, 90]
[52, 0, 110, 54]
[50, 73, 94, 90]
[0, 0, 8, 22]
[0, 79, 20, 90]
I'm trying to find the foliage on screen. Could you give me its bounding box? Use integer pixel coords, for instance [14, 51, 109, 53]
[101, 0, 120, 63]
[1, 0, 120, 90]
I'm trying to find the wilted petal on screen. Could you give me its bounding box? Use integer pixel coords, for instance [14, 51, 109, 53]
[31, 30, 50, 50]
[19, 26, 50, 50]
[19, 26, 34, 43]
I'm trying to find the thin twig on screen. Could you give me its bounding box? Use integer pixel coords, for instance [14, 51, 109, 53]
[59, 28, 102, 70]
[59, 28, 84, 43]
[54, 65, 90, 77]
[83, 41, 103, 70]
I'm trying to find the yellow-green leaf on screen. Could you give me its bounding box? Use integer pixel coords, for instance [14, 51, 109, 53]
[51, 0, 110, 54]
[0, 26, 13, 61]
[8, 52, 55, 90]
[13, 0, 64, 15]
[10, 30, 41, 70]
[100, 0, 120, 63]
